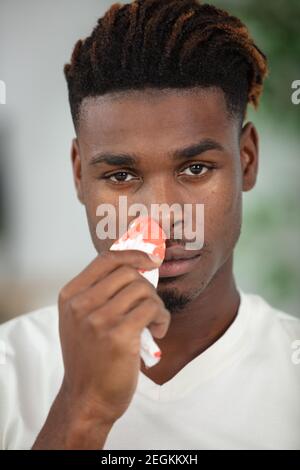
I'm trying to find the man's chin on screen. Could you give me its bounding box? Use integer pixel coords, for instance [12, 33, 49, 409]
[156, 267, 211, 314]
[157, 285, 197, 315]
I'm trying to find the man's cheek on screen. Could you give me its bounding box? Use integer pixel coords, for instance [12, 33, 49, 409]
[204, 192, 240, 241]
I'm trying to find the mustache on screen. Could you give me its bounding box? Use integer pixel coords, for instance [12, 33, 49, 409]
[164, 239, 211, 256]
[165, 238, 204, 247]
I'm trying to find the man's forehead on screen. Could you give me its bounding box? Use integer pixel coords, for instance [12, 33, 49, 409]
[81, 86, 224, 105]
[78, 86, 231, 142]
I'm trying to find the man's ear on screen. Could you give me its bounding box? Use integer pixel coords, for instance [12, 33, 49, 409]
[240, 122, 259, 192]
[71, 138, 84, 204]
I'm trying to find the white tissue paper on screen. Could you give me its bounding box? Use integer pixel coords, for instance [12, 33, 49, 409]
[110, 216, 166, 368]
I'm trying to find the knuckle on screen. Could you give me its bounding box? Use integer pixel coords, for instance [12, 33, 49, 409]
[140, 251, 153, 264]
[119, 265, 139, 282]
[134, 249, 148, 260]
[128, 249, 149, 265]
[85, 314, 97, 330]
[133, 279, 153, 296]
[69, 297, 86, 317]
[58, 286, 70, 305]
[153, 294, 165, 308]
[85, 314, 101, 332]
[151, 299, 169, 320]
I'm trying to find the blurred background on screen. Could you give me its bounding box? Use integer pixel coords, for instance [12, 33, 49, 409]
[0, 0, 299, 323]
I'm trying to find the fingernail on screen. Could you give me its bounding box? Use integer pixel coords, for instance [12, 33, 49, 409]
[148, 254, 163, 265]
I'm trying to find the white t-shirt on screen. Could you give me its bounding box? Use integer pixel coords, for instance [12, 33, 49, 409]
[0, 289, 299, 450]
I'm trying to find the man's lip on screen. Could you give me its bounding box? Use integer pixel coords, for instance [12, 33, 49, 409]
[163, 245, 202, 261]
[159, 248, 202, 278]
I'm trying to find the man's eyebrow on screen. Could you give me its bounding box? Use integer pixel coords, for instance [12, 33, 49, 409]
[89, 153, 137, 167]
[171, 138, 225, 160]
[89, 138, 224, 167]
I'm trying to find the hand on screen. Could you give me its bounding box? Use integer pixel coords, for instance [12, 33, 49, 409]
[32, 250, 170, 449]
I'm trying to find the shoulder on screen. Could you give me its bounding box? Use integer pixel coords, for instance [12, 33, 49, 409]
[0, 304, 59, 332]
[0, 304, 60, 358]
[0, 305, 63, 449]
[239, 289, 300, 356]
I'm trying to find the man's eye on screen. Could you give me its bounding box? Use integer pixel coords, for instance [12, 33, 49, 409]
[105, 171, 135, 183]
[180, 164, 209, 176]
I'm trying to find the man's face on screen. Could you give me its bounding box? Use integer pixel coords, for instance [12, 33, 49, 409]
[71, 88, 258, 312]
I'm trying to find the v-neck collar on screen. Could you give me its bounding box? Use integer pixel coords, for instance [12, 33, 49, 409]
[136, 289, 252, 401]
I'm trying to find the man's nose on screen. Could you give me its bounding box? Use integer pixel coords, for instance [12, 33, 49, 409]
[140, 180, 184, 239]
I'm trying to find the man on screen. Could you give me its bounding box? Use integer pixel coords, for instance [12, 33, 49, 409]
[0, 0, 299, 450]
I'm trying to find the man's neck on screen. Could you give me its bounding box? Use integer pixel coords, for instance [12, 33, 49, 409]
[140, 255, 240, 385]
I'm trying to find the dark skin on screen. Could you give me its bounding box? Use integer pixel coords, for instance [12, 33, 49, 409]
[72, 87, 258, 385]
[32, 87, 258, 449]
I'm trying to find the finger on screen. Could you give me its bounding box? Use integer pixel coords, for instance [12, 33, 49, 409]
[68, 273, 156, 320]
[118, 298, 171, 340]
[82, 283, 165, 333]
[87, 278, 158, 321]
[61, 250, 162, 300]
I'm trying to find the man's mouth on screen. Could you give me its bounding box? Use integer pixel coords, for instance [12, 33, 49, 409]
[159, 245, 202, 278]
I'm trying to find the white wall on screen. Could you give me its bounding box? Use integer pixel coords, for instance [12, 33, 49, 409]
[0, 1, 113, 318]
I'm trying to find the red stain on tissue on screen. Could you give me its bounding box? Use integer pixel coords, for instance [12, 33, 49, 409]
[112, 216, 166, 273]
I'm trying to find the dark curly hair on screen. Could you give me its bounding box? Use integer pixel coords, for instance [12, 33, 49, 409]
[64, 0, 268, 129]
